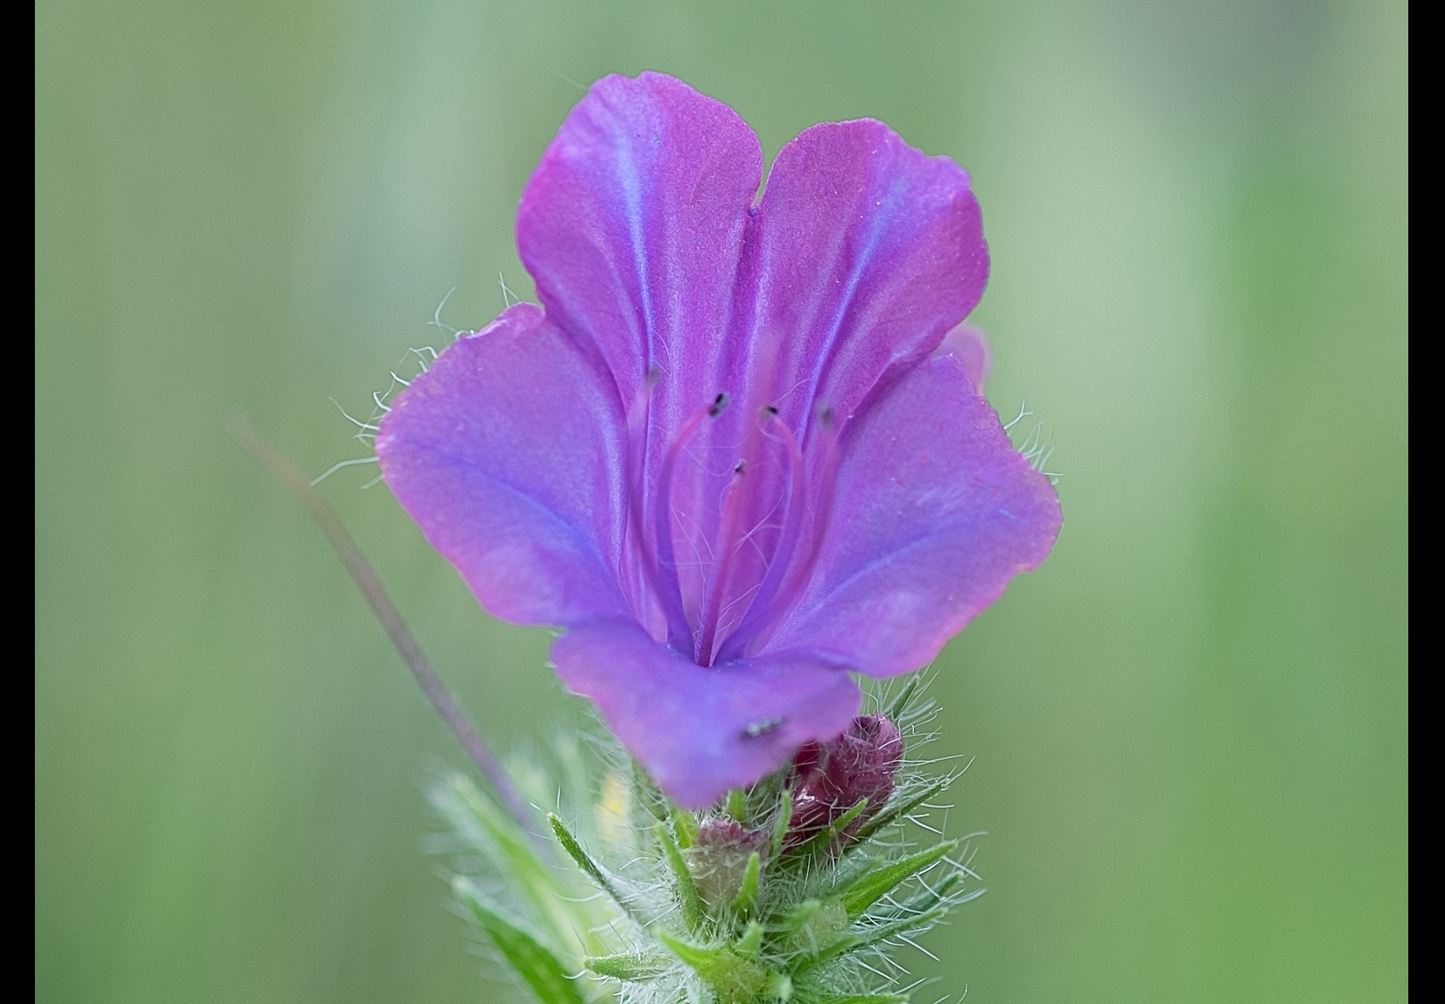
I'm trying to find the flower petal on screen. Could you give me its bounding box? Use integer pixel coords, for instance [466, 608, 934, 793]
[376, 303, 630, 626]
[552, 618, 861, 808]
[517, 72, 763, 414]
[739, 119, 988, 436]
[936, 321, 991, 395]
[765, 352, 1062, 675]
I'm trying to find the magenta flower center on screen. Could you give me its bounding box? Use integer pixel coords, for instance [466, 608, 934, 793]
[632, 384, 838, 668]
[374, 71, 1062, 807]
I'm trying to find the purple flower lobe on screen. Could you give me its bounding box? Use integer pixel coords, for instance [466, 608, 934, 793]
[376, 72, 1062, 808]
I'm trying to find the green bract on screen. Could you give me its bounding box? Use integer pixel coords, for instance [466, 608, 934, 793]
[429, 684, 981, 1003]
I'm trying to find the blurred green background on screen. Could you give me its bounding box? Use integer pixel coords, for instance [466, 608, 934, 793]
[36, 0, 1407, 1000]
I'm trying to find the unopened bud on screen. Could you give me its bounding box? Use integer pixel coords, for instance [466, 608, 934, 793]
[786, 715, 902, 848]
[687, 817, 769, 911]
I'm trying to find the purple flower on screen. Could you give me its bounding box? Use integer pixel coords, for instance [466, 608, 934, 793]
[376, 72, 1061, 808]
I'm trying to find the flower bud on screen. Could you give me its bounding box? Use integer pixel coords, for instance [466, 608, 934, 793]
[687, 817, 769, 911]
[786, 714, 902, 848]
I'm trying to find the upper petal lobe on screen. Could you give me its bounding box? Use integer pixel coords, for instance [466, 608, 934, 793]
[765, 352, 1062, 675]
[517, 72, 763, 419]
[737, 119, 989, 441]
[376, 303, 630, 626]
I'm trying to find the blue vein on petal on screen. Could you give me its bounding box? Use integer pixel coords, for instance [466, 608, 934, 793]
[801, 172, 907, 445]
[612, 107, 657, 376]
[428, 448, 623, 606]
[785, 513, 1028, 634]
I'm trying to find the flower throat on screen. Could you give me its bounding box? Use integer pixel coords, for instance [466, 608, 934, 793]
[627, 383, 841, 668]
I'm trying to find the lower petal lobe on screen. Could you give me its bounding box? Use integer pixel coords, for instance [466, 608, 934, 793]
[376, 303, 630, 626]
[766, 353, 1063, 676]
[552, 618, 861, 808]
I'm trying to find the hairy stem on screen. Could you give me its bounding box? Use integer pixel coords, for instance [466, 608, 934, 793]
[229, 415, 536, 835]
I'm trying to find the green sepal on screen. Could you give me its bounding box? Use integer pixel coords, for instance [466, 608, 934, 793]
[656, 821, 705, 931]
[839, 840, 958, 920]
[583, 952, 668, 981]
[792, 906, 949, 974]
[452, 879, 586, 1004]
[875, 871, 963, 920]
[659, 932, 792, 1003]
[670, 804, 699, 848]
[785, 798, 869, 863]
[657, 930, 722, 969]
[731, 850, 761, 916]
[846, 777, 952, 848]
[883, 675, 922, 722]
[769, 789, 794, 862]
[783, 897, 848, 957]
[770, 899, 821, 936]
[631, 758, 670, 823]
[548, 812, 647, 926]
[727, 788, 748, 823]
[733, 919, 763, 956]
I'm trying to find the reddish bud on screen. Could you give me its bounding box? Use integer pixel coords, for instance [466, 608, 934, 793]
[687, 817, 769, 910]
[786, 715, 902, 848]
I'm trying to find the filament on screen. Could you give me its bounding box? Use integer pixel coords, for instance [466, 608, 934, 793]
[713, 410, 807, 663]
[653, 393, 727, 655]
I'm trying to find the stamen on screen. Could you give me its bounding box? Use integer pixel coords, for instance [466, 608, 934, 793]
[623, 368, 665, 618]
[654, 393, 729, 655]
[713, 410, 807, 663]
[718, 403, 841, 660]
[696, 422, 758, 666]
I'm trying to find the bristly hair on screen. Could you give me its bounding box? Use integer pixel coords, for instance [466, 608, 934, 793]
[429, 677, 982, 1004]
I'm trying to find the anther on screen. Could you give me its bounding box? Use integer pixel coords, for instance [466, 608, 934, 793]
[709, 392, 729, 417]
[733, 460, 747, 475]
[763, 405, 779, 417]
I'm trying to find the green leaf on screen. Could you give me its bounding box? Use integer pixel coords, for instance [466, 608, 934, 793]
[731, 850, 761, 916]
[453, 880, 586, 1004]
[765, 970, 795, 1000]
[847, 777, 951, 847]
[548, 812, 647, 926]
[795, 994, 909, 1004]
[839, 841, 958, 920]
[583, 952, 668, 981]
[656, 821, 705, 931]
[783, 897, 849, 957]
